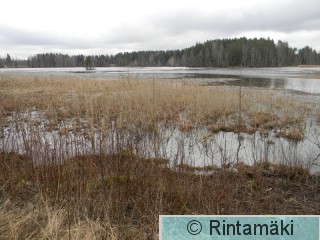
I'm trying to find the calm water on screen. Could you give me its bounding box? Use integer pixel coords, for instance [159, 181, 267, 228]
[1, 67, 320, 94]
[1, 67, 320, 172]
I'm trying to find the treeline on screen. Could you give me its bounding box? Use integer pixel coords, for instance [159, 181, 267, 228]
[0, 54, 18, 68]
[2, 37, 320, 68]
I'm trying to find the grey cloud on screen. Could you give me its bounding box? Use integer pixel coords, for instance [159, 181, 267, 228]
[243, 2, 320, 33]
[0, 24, 105, 50]
[148, 0, 320, 36]
[102, 23, 164, 47]
[0, 24, 59, 46]
[1, 0, 320, 58]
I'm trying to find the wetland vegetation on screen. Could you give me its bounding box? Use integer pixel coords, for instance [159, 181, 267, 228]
[0, 73, 320, 239]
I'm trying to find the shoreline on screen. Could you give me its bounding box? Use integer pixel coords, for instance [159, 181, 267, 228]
[297, 65, 320, 68]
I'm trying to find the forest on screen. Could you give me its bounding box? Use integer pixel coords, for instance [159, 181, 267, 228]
[1, 37, 319, 68]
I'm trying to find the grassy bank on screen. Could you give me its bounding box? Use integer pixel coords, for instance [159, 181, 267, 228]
[0, 152, 319, 239]
[0, 76, 319, 239]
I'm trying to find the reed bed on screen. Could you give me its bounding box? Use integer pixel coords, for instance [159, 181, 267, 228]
[0, 76, 305, 137]
[0, 76, 319, 239]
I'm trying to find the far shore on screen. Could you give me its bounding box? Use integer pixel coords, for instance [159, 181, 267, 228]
[297, 65, 320, 68]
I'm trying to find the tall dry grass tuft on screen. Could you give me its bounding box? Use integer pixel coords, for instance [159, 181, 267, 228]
[0, 197, 119, 239]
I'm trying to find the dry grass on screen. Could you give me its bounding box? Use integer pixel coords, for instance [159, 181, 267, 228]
[291, 75, 320, 79]
[0, 152, 319, 239]
[0, 76, 318, 239]
[297, 65, 320, 68]
[0, 76, 304, 135]
[0, 197, 118, 239]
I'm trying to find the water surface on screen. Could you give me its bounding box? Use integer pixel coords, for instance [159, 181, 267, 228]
[1, 67, 320, 172]
[1, 67, 320, 94]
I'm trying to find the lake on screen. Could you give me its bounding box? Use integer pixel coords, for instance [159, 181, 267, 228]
[1, 67, 320, 173]
[1, 66, 320, 93]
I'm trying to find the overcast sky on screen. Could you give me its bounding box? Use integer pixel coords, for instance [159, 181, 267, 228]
[1, 0, 319, 59]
